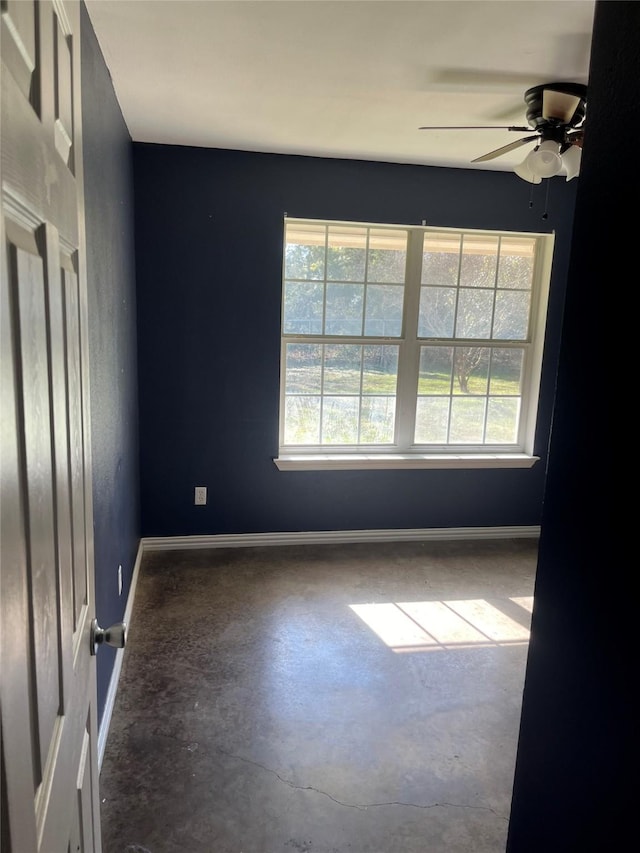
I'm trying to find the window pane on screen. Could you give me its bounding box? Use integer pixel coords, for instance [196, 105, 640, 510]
[280, 219, 547, 455]
[493, 290, 531, 340]
[418, 286, 456, 338]
[322, 397, 359, 443]
[449, 397, 486, 443]
[325, 283, 364, 335]
[285, 223, 325, 279]
[283, 281, 323, 334]
[284, 396, 320, 444]
[327, 226, 367, 281]
[418, 346, 453, 394]
[367, 229, 407, 283]
[365, 284, 403, 337]
[452, 347, 489, 395]
[422, 233, 461, 285]
[415, 397, 449, 443]
[486, 398, 520, 443]
[360, 397, 396, 443]
[285, 343, 322, 393]
[497, 237, 536, 289]
[323, 345, 362, 394]
[456, 289, 494, 338]
[460, 234, 498, 288]
[362, 345, 398, 394]
[489, 348, 523, 394]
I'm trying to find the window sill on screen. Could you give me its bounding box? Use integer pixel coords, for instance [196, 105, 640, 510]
[274, 453, 540, 471]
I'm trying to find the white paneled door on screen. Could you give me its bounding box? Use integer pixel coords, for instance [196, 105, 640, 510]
[1, 1, 102, 850]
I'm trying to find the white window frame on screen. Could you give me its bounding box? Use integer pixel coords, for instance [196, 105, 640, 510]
[275, 217, 554, 471]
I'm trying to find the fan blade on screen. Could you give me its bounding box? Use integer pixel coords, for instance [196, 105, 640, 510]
[418, 125, 530, 131]
[471, 135, 539, 163]
[542, 89, 582, 123]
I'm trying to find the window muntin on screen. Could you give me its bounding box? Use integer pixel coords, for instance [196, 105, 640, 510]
[284, 342, 399, 445]
[418, 232, 535, 341]
[415, 346, 524, 445]
[280, 218, 552, 460]
[284, 223, 408, 338]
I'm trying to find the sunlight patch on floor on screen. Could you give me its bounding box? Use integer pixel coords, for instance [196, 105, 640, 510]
[510, 595, 534, 613]
[349, 596, 533, 653]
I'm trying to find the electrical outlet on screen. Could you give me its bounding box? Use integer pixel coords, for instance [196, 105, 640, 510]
[118, 564, 123, 596]
[194, 486, 207, 505]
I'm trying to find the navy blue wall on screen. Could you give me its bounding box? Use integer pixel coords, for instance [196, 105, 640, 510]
[133, 145, 577, 537]
[81, 3, 140, 722]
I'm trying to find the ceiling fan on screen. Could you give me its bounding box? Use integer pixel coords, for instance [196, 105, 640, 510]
[419, 82, 587, 183]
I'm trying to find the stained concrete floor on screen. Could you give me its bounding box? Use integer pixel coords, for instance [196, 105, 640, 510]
[99, 538, 538, 853]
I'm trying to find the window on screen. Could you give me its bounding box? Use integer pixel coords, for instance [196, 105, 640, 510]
[275, 218, 554, 470]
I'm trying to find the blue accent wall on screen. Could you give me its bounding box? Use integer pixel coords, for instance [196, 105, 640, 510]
[81, 2, 140, 722]
[133, 145, 576, 537]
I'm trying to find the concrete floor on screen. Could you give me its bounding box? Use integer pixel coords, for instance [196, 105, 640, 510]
[99, 538, 537, 853]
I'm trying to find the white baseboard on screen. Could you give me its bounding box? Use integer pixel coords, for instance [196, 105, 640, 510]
[98, 539, 143, 770]
[141, 525, 540, 552]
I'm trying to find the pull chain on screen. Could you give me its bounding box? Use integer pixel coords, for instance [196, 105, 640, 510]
[541, 180, 551, 221]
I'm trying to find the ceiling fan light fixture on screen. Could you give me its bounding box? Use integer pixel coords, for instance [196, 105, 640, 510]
[562, 144, 582, 181]
[418, 81, 587, 186]
[526, 139, 563, 178]
[514, 155, 543, 184]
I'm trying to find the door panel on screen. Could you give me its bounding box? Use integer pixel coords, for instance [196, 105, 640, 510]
[1, 1, 101, 850]
[43, 225, 75, 706]
[13, 231, 62, 786]
[53, 7, 74, 165]
[0, 0, 37, 101]
[1, 218, 39, 853]
[64, 264, 88, 632]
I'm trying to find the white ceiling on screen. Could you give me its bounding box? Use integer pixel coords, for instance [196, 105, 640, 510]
[85, 0, 596, 172]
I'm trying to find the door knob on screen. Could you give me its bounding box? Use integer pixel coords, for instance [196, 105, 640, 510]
[90, 618, 127, 655]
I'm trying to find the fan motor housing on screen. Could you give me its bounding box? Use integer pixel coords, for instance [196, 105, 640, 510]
[524, 82, 587, 129]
